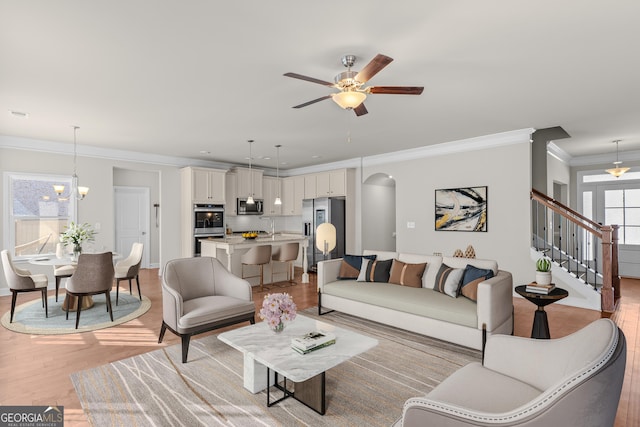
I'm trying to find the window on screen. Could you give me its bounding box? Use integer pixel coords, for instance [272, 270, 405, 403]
[605, 189, 640, 245]
[5, 172, 75, 259]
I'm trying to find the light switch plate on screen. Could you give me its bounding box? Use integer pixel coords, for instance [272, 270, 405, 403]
[407, 221, 415, 229]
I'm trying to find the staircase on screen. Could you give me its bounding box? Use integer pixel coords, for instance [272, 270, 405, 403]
[531, 189, 620, 313]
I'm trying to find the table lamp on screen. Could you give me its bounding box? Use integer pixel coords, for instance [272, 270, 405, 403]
[316, 223, 336, 260]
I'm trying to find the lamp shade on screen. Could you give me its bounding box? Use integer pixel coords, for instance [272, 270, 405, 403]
[332, 91, 366, 109]
[316, 222, 336, 254]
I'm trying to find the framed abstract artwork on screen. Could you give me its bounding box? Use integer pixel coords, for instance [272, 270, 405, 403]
[435, 186, 487, 232]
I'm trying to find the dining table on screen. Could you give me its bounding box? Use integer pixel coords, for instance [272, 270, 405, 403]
[29, 252, 121, 312]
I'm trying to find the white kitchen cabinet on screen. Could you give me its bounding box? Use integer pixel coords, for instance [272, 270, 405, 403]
[304, 174, 317, 199]
[315, 169, 346, 197]
[282, 175, 304, 215]
[184, 167, 226, 204]
[262, 176, 282, 215]
[235, 167, 263, 199]
[225, 172, 238, 215]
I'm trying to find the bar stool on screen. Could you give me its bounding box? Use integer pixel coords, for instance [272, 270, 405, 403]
[241, 245, 272, 291]
[271, 242, 299, 285]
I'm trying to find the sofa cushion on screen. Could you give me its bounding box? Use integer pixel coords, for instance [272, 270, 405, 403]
[398, 253, 443, 288]
[323, 281, 478, 328]
[434, 264, 464, 298]
[443, 256, 498, 275]
[459, 265, 495, 301]
[364, 258, 393, 282]
[388, 259, 426, 288]
[338, 254, 377, 280]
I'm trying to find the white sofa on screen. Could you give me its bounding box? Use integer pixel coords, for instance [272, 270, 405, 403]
[317, 250, 513, 350]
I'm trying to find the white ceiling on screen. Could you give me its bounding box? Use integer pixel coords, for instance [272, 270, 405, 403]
[2, 1, 640, 170]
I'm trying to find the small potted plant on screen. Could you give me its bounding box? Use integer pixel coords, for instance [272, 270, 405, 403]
[535, 256, 552, 285]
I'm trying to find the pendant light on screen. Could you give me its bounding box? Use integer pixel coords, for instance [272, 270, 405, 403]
[246, 139, 255, 204]
[274, 144, 282, 205]
[605, 140, 630, 178]
[53, 126, 89, 200]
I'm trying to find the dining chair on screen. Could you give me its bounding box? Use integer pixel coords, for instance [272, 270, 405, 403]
[271, 242, 299, 285]
[65, 252, 115, 329]
[1, 249, 49, 323]
[240, 245, 271, 291]
[54, 243, 75, 302]
[114, 242, 144, 305]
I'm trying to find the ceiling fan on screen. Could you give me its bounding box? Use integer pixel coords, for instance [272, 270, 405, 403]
[284, 54, 424, 116]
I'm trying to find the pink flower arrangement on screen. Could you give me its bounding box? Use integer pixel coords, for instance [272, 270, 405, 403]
[259, 293, 297, 331]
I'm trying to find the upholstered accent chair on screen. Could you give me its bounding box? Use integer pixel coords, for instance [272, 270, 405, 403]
[54, 243, 75, 302]
[65, 252, 115, 329]
[271, 242, 299, 285]
[1, 249, 49, 323]
[114, 242, 143, 305]
[393, 318, 626, 427]
[159, 257, 255, 363]
[240, 245, 271, 291]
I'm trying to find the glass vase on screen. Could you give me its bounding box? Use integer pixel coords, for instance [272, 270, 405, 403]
[271, 321, 285, 334]
[72, 244, 82, 261]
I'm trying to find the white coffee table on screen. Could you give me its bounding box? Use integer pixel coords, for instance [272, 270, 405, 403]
[218, 314, 378, 414]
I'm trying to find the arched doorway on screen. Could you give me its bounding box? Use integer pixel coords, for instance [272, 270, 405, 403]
[362, 173, 396, 251]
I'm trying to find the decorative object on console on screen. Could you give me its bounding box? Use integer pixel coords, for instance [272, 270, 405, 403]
[259, 293, 297, 333]
[464, 245, 476, 258]
[337, 254, 377, 280]
[53, 126, 90, 200]
[452, 249, 464, 257]
[435, 187, 487, 232]
[605, 139, 630, 178]
[535, 256, 552, 286]
[60, 222, 96, 260]
[388, 259, 427, 288]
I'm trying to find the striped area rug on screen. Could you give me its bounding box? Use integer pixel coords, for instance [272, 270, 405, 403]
[70, 308, 481, 426]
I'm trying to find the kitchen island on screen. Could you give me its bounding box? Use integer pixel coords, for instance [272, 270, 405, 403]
[200, 234, 310, 284]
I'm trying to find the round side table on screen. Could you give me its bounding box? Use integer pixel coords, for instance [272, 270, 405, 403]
[515, 285, 568, 339]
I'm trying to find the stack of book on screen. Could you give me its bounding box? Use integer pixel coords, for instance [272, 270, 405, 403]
[526, 282, 555, 294]
[291, 331, 336, 354]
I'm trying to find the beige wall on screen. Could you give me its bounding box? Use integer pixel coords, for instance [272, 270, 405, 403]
[0, 147, 182, 292]
[362, 141, 533, 285]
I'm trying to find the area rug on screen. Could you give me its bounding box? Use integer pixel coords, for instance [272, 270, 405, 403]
[1, 293, 151, 335]
[71, 308, 481, 426]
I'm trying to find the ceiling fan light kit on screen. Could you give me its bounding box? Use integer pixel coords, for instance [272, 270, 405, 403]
[284, 53, 423, 116]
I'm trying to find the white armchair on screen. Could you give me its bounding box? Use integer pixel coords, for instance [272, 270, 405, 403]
[394, 318, 626, 427]
[158, 257, 256, 363]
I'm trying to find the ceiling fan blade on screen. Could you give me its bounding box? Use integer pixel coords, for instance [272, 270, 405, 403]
[283, 72, 335, 87]
[354, 103, 368, 116]
[368, 86, 424, 95]
[355, 54, 393, 83]
[292, 95, 333, 109]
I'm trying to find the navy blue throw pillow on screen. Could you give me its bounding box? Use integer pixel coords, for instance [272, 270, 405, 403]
[337, 254, 377, 280]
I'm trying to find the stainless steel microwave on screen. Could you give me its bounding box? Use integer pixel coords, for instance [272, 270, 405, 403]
[237, 198, 264, 215]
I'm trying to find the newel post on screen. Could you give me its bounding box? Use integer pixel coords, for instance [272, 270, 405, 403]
[611, 225, 621, 301]
[600, 225, 615, 313]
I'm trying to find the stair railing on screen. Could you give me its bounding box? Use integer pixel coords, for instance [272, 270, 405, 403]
[531, 188, 619, 313]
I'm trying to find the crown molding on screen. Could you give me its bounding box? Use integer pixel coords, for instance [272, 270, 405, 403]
[2, 128, 536, 175]
[547, 142, 572, 164]
[569, 148, 640, 167]
[0, 135, 233, 169]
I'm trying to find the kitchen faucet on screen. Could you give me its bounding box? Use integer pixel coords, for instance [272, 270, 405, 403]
[261, 217, 275, 236]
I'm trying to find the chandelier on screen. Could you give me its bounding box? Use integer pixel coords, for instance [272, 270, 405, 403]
[53, 126, 89, 200]
[605, 140, 630, 178]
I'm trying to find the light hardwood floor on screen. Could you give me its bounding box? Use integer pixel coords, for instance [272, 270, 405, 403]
[0, 269, 638, 426]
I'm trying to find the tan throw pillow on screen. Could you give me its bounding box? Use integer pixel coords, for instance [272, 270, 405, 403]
[388, 259, 427, 288]
[338, 254, 377, 280]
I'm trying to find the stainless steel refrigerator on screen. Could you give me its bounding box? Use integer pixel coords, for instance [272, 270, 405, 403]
[302, 197, 345, 271]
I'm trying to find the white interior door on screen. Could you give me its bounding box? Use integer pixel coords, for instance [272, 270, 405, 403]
[114, 186, 150, 268]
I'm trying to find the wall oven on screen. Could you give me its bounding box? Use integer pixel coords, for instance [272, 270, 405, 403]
[194, 204, 224, 256]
